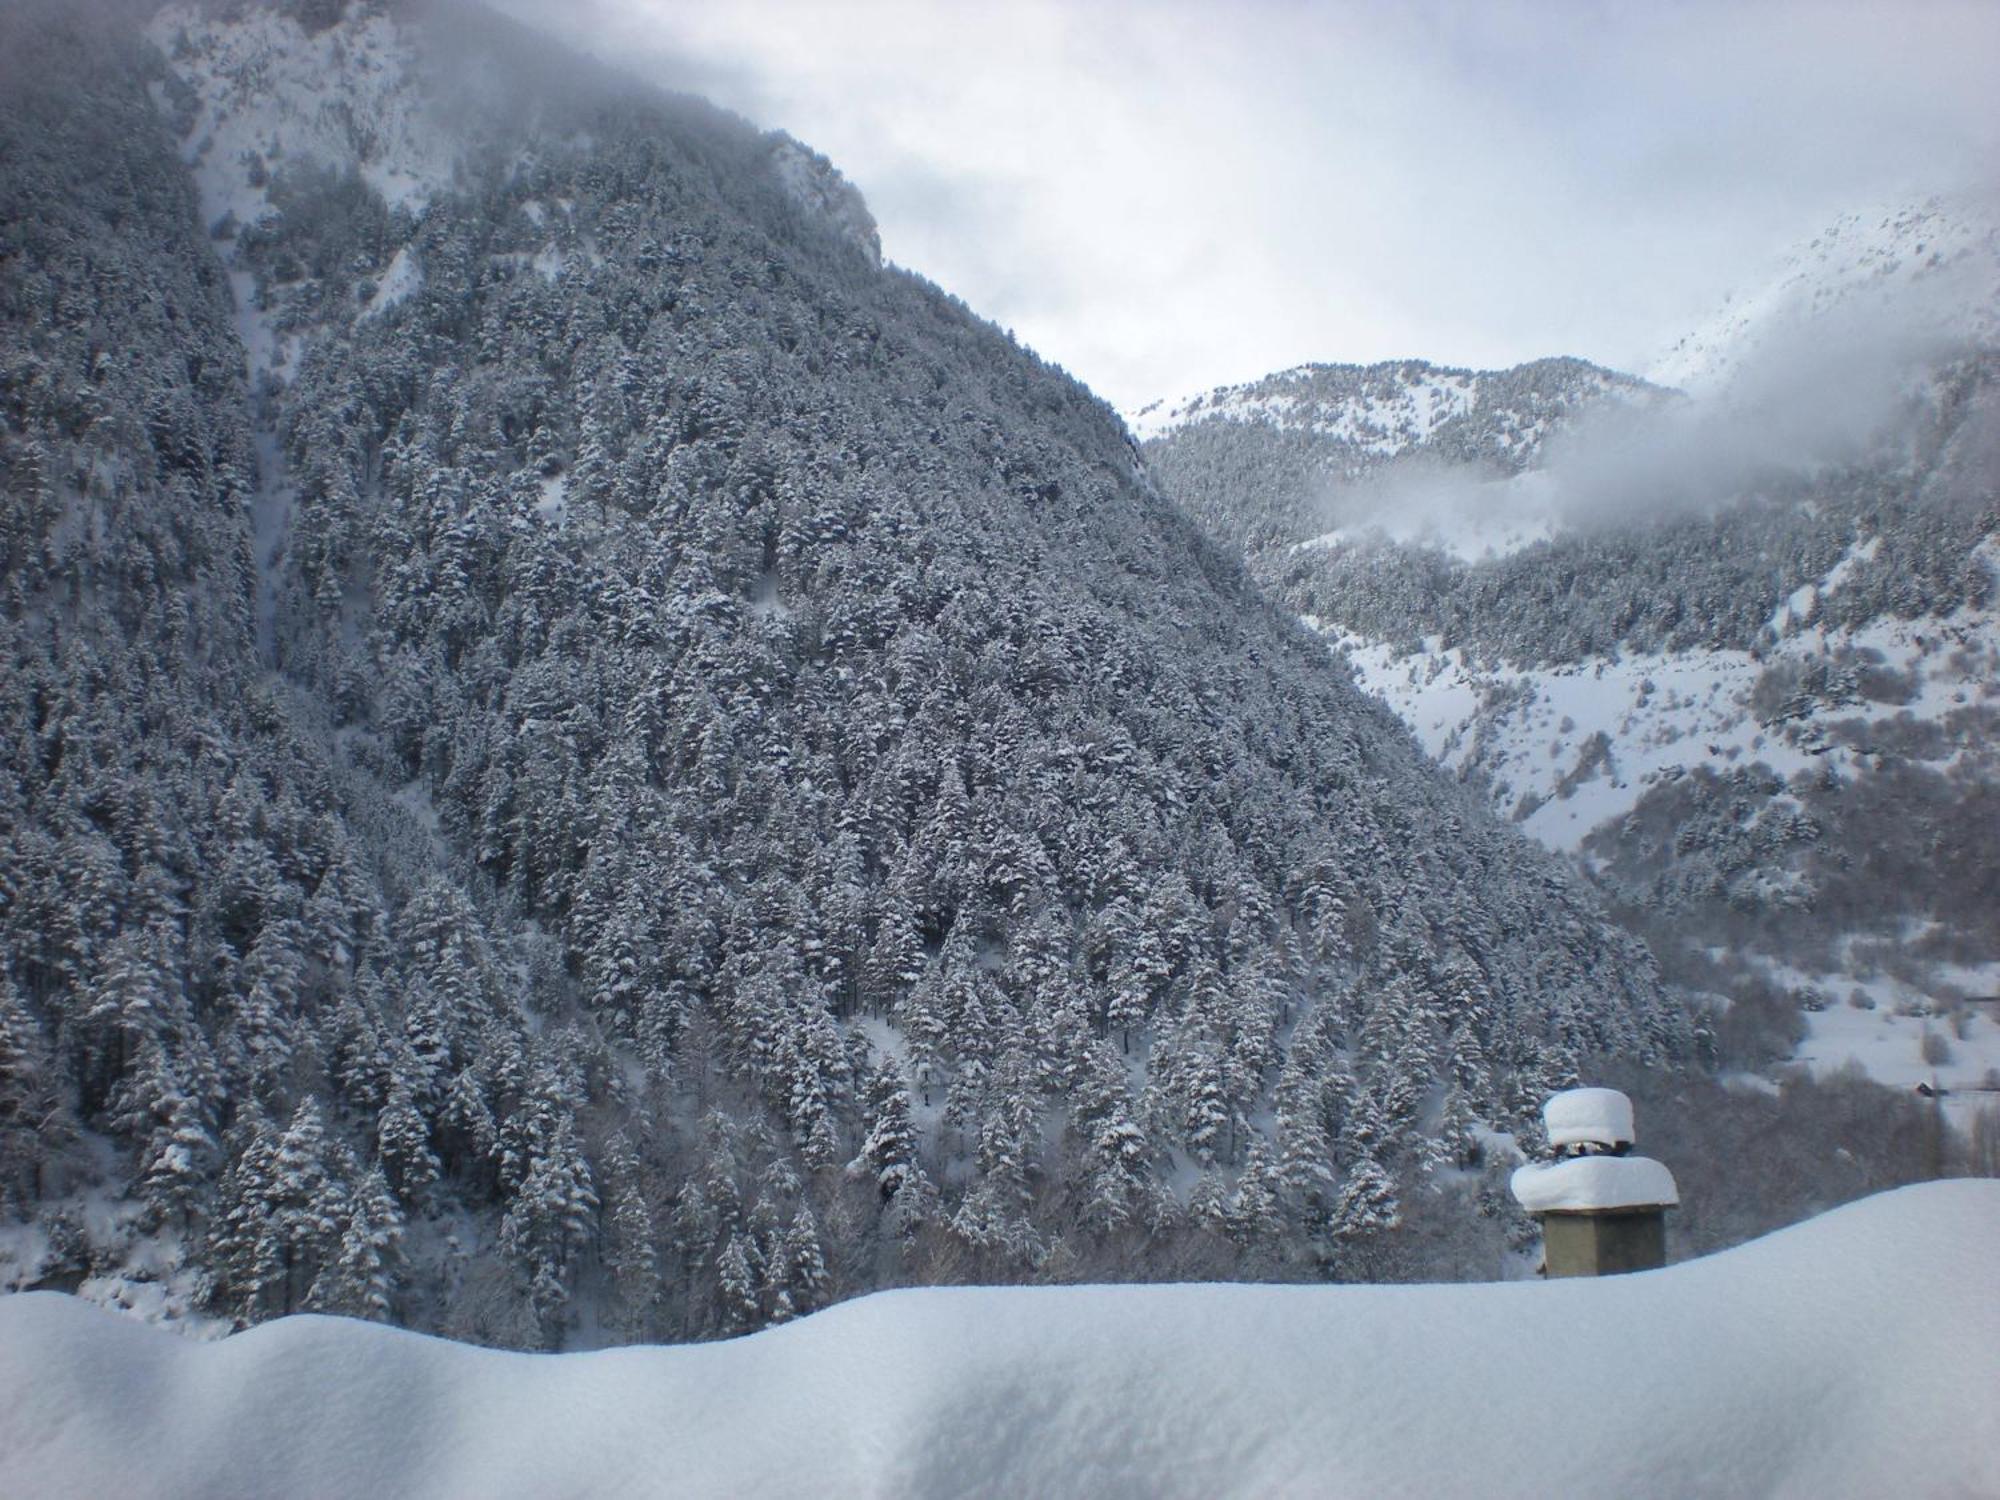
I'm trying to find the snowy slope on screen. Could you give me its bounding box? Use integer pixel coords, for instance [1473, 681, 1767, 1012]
[1326, 581, 1998, 855]
[148, 3, 459, 232]
[1325, 575, 2000, 1117]
[1650, 196, 2000, 394]
[2, 1181, 1996, 1499]
[145, 1, 460, 655]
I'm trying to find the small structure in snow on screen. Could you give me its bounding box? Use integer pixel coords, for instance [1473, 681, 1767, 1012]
[1512, 1087, 1677, 1278]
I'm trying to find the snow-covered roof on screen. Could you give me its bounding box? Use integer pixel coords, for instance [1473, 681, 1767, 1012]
[1511, 1155, 1679, 1213]
[1543, 1086, 1636, 1150]
[2, 1183, 1996, 1498]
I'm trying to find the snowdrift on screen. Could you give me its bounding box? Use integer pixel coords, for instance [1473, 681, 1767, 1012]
[2, 1181, 1996, 1499]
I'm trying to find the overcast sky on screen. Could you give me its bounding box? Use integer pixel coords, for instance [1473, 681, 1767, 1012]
[499, 0, 2000, 413]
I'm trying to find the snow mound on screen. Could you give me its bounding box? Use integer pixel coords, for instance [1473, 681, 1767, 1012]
[3, 1182, 1997, 1499]
[1542, 1086, 1636, 1150]
[1511, 1155, 1680, 1213]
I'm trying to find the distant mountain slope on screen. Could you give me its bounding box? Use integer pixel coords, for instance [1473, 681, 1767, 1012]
[0, 0, 1696, 1349]
[1140, 202, 2000, 1114]
[6, 1181, 1997, 1499]
[1650, 196, 2000, 393]
[1135, 355, 1663, 558]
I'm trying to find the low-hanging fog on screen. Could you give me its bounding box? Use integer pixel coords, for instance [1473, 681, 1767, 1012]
[1323, 242, 1998, 548]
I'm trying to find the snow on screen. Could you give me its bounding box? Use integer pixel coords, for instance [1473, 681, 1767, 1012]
[358, 246, 423, 320]
[145, 2, 460, 664]
[535, 472, 568, 522]
[1, 1181, 1995, 1498]
[1779, 956, 2000, 1130]
[0, 1178, 228, 1343]
[1541, 1086, 1635, 1150]
[1321, 587, 1997, 854]
[531, 244, 568, 283]
[1511, 1155, 1679, 1213]
[147, 6, 459, 224]
[767, 135, 882, 266]
[1768, 535, 1878, 637]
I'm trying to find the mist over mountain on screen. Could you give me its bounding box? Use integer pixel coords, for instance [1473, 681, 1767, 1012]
[1140, 197, 2000, 1139]
[0, 0, 1790, 1353]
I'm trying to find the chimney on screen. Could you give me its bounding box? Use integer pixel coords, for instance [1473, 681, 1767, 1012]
[1510, 1087, 1677, 1277]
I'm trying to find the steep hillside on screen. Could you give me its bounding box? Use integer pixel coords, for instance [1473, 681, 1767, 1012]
[0, 0, 1696, 1348]
[1141, 200, 2000, 1120]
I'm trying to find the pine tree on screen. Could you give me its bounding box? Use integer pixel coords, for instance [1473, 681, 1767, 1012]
[204, 1113, 285, 1324]
[1327, 1151, 1402, 1277]
[309, 1163, 404, 1322]
[375, 1073, 440, 1201]
[111, 1040, 217, 1231]
[716, 1229, 762, 1334]
[847, 1064, 920, 1199]
[268, 1098, 344, 1314]
[1229, 1139, 1284, 1244]
[772, 1206, 829, 1322]
[0, 978, 57, 1211]
[498, 1112, 598, 1343]
[600, 1131, 658, 1338]
[1188, 1167, 1232, 1238]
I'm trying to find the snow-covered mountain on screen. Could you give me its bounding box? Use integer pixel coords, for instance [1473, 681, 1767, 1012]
[2, 0, 1735, 1352]
[1140, 200, 2000, 1118]
[5, 1180, 1997, 1498]
[1136, 356, 1665, 559]
[1129, 356, 1653, 455]
[1650, 195, 2000, 394]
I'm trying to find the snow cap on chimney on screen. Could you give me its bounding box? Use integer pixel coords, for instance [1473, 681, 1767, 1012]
[1543, 1086, 1636, 1153]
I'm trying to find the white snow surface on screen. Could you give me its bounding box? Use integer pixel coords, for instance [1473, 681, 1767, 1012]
[1541, 1086, 1635, 1150]
[1510, 1155, 1679, 1213]
[1777, 953, 2000, 1130]
[767, 134, 883, 266]
[2, 1182, 1997, 1499]
[359, 245, 424, 320]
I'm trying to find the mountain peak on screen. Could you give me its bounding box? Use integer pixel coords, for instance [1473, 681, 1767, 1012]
[1649, 193, 2000, 393]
